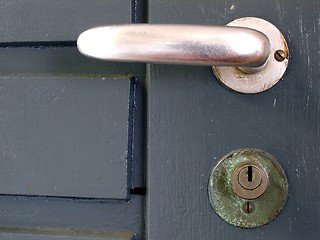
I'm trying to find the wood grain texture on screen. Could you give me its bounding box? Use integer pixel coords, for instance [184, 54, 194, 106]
[0, 0, 132, 42]
[147, 0, 320, 239]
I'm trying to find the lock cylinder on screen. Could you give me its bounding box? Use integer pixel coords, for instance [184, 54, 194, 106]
[231, 163, 268, 200]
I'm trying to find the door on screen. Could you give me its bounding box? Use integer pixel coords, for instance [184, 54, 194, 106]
[0, 1, 319, 240]
[0, 1, 145, 239]
[147, 0, 320, 240]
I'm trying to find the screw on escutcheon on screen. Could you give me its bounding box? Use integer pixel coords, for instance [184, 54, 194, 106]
[274, 49, 286, 62]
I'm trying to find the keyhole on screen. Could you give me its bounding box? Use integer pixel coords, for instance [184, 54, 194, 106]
[243, 201, 254, 214]
[248, 166, 253, 182]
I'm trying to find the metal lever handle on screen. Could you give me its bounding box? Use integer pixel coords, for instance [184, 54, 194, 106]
[77, 24, 270, 70]
[77, 17, 288, 94]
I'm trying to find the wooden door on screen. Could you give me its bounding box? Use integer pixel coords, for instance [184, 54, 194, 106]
[147, 0, 320, 239]
[0, 1, 145, 239]
[1, 1, 319, 240]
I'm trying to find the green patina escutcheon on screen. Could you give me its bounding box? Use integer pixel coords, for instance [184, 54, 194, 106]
[208, 148, 288, 228]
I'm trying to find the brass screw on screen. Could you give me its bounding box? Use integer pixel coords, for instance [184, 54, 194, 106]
[274, 49, 286, 62]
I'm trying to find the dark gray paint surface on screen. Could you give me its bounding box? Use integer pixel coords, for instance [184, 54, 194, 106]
[0, 232, 133, 240]
[0, 0, 145, 239]
[0, 48, 145, 78]
[0, 76, 130, 199]
[147, 0, 320, 239]
[0, 0, 132, 42]
[0, 195, 143, 237]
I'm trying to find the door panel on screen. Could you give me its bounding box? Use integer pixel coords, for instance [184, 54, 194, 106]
[0, 0, 132, 42]
[0, 194, 143, 237]
[0, 0, 145, 239]
[147, 0, 320, 239]
[0, 77, 130, 199]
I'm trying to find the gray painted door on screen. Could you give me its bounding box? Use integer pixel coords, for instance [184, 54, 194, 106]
[0, 1, 145, 239]
[147, 0, 320, 240]
[1, 1, 319, 240]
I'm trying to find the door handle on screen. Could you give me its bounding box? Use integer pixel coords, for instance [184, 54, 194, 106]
[77, 24, 269, 69]
[77, 17, 288, 94]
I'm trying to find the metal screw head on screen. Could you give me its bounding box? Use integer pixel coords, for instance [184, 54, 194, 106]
[274, 49, 286, 62]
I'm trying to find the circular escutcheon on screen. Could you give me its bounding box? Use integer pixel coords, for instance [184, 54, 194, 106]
[208, 148, 288, 228]
[212, 17, 289, 94]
